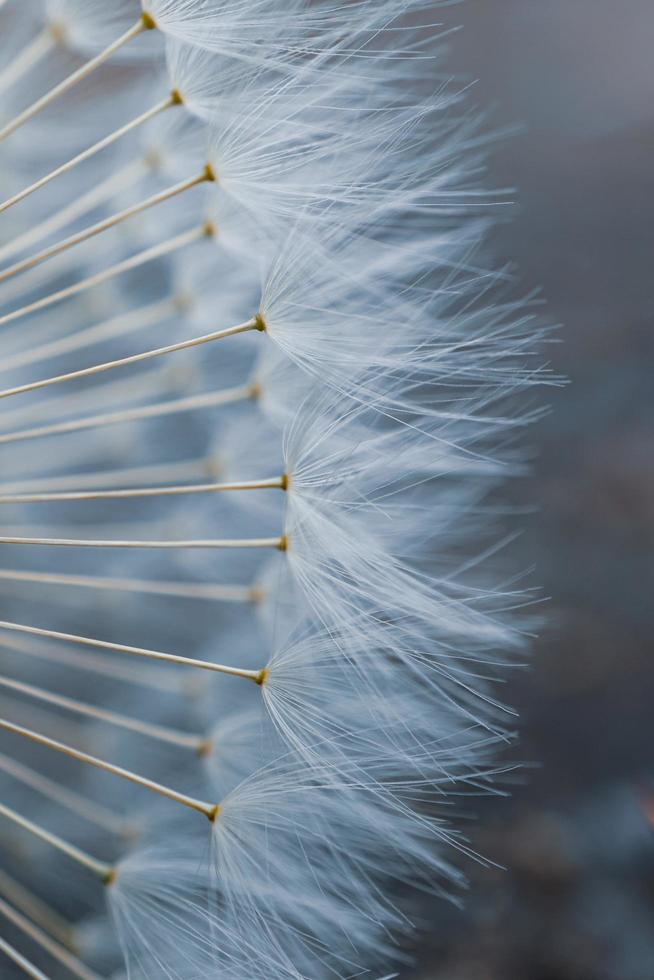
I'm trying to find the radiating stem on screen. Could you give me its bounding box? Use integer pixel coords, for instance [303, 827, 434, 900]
[0, 27, 56, 94]
[0, 675, 204, 750]
[0, 620, 267, 683]
[0, 17, 151, 142]
[0, 224, 211, 328]
[0, 569, 256, 604]
[0, 799, 113, 881]
[0, 320, 258, 397]
[0, 476, 285, 503]
[0, 897, 102, 980]
[0, 751, 130, 836]
[0, 534, 285, 549]
[0, 870, 76, 953]
[0, 935, 49, 980]
[0, 169, 213, 284]
[0, 720, 219, 821]
[0, 384, 255, 445]
[0, 94, 178, 215]
[0, 158, 148, 264]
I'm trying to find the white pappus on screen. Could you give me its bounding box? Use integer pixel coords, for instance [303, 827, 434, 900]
[0, 2, 548, 979]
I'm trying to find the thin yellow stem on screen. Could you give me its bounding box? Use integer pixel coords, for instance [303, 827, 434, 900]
[0, 95, 177, 215]
[0, 799, 113, 881]
[0, 170, 212, 284]
[0, 897, 102, 980]
[0, 935, 50, 980]
[0, 675, 204, 750]
[0, 720, 219, 821]
[0, 224, 211, 328]
[0, 534, 285, 549]
[0, 17, 151, 142]
[0, 476, 285, 503]
[0, 320, 258, 398]
[0, 620, 266, 683]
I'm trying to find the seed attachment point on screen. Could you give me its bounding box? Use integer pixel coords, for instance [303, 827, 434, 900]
[47, 22, 67, 44]
[141, 12, 158, 30]
[103, 867, 119, 888]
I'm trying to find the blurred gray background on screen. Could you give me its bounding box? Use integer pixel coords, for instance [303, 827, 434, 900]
[411, 3, 654, 978]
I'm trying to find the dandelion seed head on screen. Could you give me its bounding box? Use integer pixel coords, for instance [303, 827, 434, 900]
[0, 0, 546, 976]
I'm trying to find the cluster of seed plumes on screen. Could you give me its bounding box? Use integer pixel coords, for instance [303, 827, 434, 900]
[0, 2, 548, 978]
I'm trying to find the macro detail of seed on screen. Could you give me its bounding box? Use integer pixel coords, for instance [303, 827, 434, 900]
[0, 2, 547, 977]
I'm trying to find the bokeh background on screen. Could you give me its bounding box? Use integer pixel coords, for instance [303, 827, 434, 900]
[410, 3, 654, 978]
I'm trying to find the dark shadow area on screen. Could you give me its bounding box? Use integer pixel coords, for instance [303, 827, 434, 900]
[412, 3, 654, 977]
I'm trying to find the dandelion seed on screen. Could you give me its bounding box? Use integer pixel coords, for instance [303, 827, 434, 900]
[0, 1, 546, 976]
